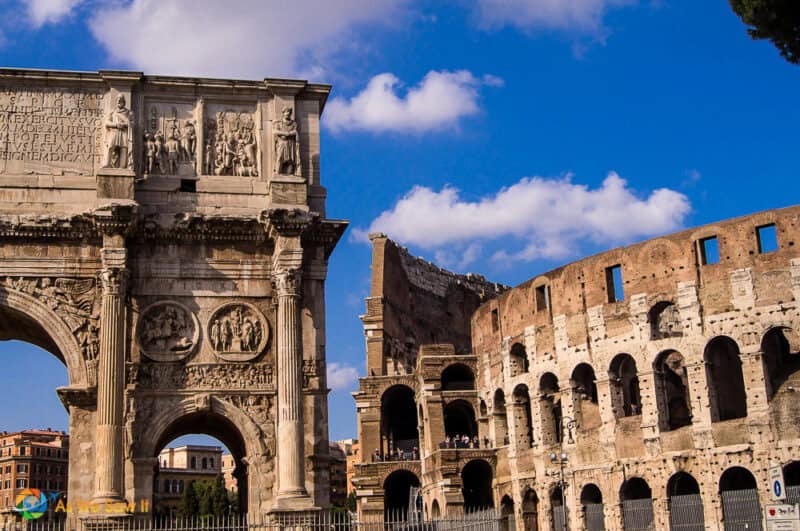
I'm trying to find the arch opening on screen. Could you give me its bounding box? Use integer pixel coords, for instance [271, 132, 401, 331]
[441, 363, 475, 391]
[512, 384, 533, 449]
[667, 472, 704, 530]
[461, 459, 493, 511]
[493, 389, 508, 446]
[383, 470, 420, 520]
[500, 495, 515, 531]
[620, 478, 654, 530]
[580, 484, 605, 531]
[550, 485, 566, 530]
[719, 467, 761, 529]
[571, 363, 600, 432]
[522, 489, 539, 531]
[762, 327, 800, 401]
[381, 385, 419, 460]
[509, 343, 529, 377]
[654, 350, 692, 431]
[443, 399, 477, 444]
[609, 354, 641, 418]
[704, 337, 747, 422]
[539, 373, 562, 446]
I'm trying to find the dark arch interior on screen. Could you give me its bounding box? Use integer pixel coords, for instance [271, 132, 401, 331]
[704, 336, 747, 421]
[381, 385, 419, 456]
[509, 343, 529, 376]
[441, 363, 475, 391]
[654, 350, 692, 431]
[493, 389, 508, 446]
[383, 470, 420, 518]
[550, 485, 563, 506]
[0, 304, 64, 363]
[762, 328, 800, 401]
[609, 354, 641, 417]
[461, 459, 494, 510]
[512, 384, 533, 448]
[154, 411, 248, 514]
[784, 462, 800, 486]
[621, 478, 652, 500]
[443, 399, 477, 438]
[500, 495, 514, 516]
[571, 363, 598, 403]
[539, 372, 559, 394]
[720, 467, 757, 492]
[580, 484, 603, 505]
[667, 472, 700, 497]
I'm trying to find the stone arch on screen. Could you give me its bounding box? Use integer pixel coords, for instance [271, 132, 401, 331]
[580, 483, 605, 530]
[441, 363, 475, 391]
[500, 495, 515, 531]
[539, 372, 562, 445]
[511, 384, 533, 449]
[522, 488, 539, 530]
[380, 384, 419, 458]
[666, 472, 704, 529]
[383, 469, 420, 519]
[461, 459, 493, 510]
[431, 498, 441, 518]
[719, 466, 761, 528]
[0, 287, 88, 386]
[609, 353, 641, 418]
[493, 388, 508, 446]
[704, 336, 747, 422]
[620, 477, 654, 530]
[137, 395, 269, 514]
[570, 363, 600, 432]
[509, 342, 529, 376]
[649, 300, 682, 339]
[443, 399, 477, 440]
[550, 483, 566, 530]
[653, 350, 692, 431]
[761, 326, 800, 401]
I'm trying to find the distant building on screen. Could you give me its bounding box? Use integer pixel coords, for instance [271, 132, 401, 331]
[328, 442, 347, 508]
[221, 453, 237, 491]
[154, 445, 222, 517]
[0, 429, 69, 526]
[336, 439, 360, 496]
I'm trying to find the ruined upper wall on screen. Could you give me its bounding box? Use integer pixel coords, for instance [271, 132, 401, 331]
[363, 233, 506, 376]
[0, 68, 331, 223]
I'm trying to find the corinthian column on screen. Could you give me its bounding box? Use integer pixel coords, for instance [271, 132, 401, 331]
[93, 247, 128, 503]
[275, 268, 308, 502]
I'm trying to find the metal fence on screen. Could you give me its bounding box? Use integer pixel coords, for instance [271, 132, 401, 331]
[583, 503, 605, 530]
[3, 509, 501, 531]
[788, 485, 800, 507]
[621, 498, 655, 530]
[720, 489, 763, 531]
[551, 505, 566, 530]
[668, 494, 704, 531]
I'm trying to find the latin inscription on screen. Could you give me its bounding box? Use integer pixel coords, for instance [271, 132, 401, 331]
[0, 88, 105, 173]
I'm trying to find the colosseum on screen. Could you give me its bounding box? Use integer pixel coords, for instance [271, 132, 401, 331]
[353, 204, 800, 530]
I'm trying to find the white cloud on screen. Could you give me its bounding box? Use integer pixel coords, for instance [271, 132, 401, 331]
[24, 0, 83, 27]
[474, 0, 634, 34]
[324, 70, 500, 133]
[86, 0, 407, 79]
[327, 362, 360, 391]
[354, 172, 691, 263]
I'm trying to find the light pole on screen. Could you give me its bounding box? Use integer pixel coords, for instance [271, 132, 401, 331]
[549, 417, 576, 531]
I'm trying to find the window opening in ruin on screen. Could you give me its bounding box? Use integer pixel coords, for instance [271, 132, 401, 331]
[179, 178, 196, 192]
[699, 236, 719, 265]
[550, 486, 566, 530]
[512, 385, 534, 449]
[667, 472, 700, 497]
[441, 363, 475, 391]
[757, 223, 778, 253]
[581, 484, 605, 531]
[653, 350, 692, 431]
[491, 309, 499, 332]
[538, 373, 562, 446]
[621, 478, 654, 529]
[461, 459, 494, 510]
[500, 495, 515, 531]
[443, 399, 478, 441]
[571, 363, 600, 433]
[761, 327, 800, 401]
[704, 336, 747, 422]
[383, 470, 421, 520]
[609, 354, 641, 418]
[535, 284, 550, 313]
[509, 343, 529, 376]
[649, 301, 682, 340]
[783, 462, 800, 490]
[522, 489, 539, 531]
[380, 385, 419, 461]
[605, 265, 624, 303]
[493, 389, 509, 446]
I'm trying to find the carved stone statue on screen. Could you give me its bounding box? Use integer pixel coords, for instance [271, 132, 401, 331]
[208, 302, 269, 361]
[102, 94, 133, 169]
[182, 120, 196, 163]
[273, 107, 301, 176]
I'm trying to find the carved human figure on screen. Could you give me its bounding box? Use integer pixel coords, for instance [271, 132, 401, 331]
[154, 132, 166, 171]
[144, 133, 156, 174]
[166, 130, 180, 174]
[273, 107, 301, 175]
[103, 94, 133, 169]
[210, 319, 221, 350]
[204, 140, 214, 175]
[182, 121, 196, 163]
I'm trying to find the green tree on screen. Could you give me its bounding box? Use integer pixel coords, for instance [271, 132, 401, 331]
[730, 0, 800, 64]
[211, 474, 230, 517]
[178, 480, 199, 518]
[346, 491, 357, 512]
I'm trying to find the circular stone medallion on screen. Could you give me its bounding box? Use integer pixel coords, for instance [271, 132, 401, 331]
[208, 302, 270, 361]
[137, 301, 200, 362]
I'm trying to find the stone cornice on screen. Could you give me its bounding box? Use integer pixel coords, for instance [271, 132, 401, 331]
[0, 213, 99, 239]
[91, 201, 138, 237]
[139, 213, 270, 242]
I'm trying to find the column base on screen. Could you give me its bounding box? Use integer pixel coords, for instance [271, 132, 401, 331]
[81, 511, 131, 529]
[270, 492, 317, 513]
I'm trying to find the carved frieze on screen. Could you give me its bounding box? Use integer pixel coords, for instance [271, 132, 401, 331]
[143, 102, 196, 176]
[130, 362, 273, 390]
[136, 301, 200, 362]
[204, 107, 258, 177]
[208, 302, 269, 361]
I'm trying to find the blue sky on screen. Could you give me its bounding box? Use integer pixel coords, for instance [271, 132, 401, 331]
[0, 0, 798, 444]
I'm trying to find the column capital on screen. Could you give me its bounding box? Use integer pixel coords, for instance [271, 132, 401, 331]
[274, 268, 302, 298]
[91, 201, 138, 237]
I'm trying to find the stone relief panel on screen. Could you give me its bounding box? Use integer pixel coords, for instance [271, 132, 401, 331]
[0, 87, 105, 175]
[203, 104, 259, 177]
[208, 302, 269, 361]
[136, 301, 200, 362]
[129, 362, 273, 390]
[143, 101, 196, 176]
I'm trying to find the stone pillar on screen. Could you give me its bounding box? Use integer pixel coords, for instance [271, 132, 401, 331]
[274, 268, 312, 508]
[94, 246, 128, 503]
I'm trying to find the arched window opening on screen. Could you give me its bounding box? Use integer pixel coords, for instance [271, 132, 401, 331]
[522, 489, 539, 531]
[383, 470, 420, 520]
[609, 354, 641, 418]
[784, 462, 800, 506]
[461, 459, 494, 511]
[667, 472, 704, 530]
[380, 385, 419, 461]
[443, 399, 478, 445]
[154, 426, 242, 517]
[620, 478, 654, 530]
[649, 301, 682, 340]
[571, 363, 600, 432]
[550, 486, 566, 530]
[500, 495, 515, 531]
[539, 373, 562, 446]
[762, 327, 800, 401]
[493, 389, 509, 447]
[719, 467, 761, 529]
[509, 343, 529, 377]
[654, 350, 692, 431]
[431, 499, 441, 518]
[512, 384, 534, 449]
[441, 363, 475, 391]
[580, 484, 605, 531]
[704, 337, 747, 422]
